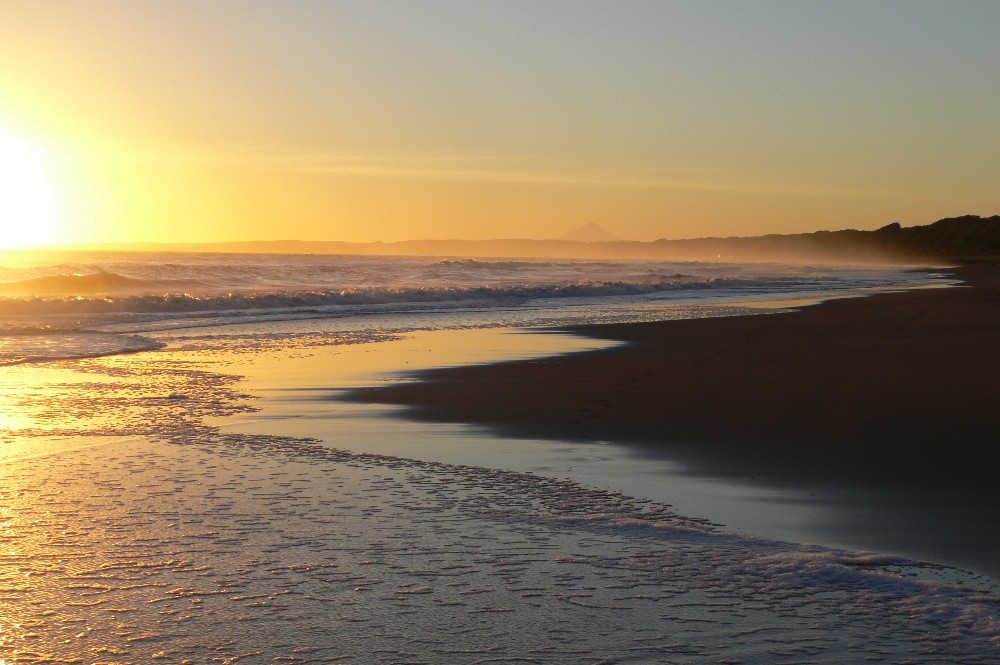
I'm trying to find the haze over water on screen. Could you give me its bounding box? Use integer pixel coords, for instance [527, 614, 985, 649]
[2, 2, 999, 662]
[3, 249, 999, 661]
[0, 250, 934, 364]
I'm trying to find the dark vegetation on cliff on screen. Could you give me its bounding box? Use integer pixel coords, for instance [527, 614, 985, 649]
[655, 215, 1000, 263]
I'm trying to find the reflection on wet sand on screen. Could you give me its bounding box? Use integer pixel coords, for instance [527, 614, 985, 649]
[0, 336, 996, 662]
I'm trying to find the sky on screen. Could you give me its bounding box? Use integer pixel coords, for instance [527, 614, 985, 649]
[1, 0, 998, 246]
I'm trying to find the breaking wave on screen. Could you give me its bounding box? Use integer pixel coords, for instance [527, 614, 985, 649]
[0, 270, 204, 296]
[0, 274, 875, 316]
[0, 252, 944, 365]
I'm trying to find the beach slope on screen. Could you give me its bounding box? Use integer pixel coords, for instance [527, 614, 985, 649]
[348, 262, 1000, 486]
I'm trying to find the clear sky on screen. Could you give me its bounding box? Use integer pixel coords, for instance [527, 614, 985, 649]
[1, 0, 998, 246]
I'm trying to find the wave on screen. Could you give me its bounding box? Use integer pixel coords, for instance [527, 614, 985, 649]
[431, 258, 625, 270]
[433, 259, 550, 269]
[0, 331, 164, 366]
[0, 270, 206, 296]
[0, 276, 835, 316]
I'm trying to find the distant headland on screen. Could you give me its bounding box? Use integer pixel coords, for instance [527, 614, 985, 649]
[56, 215, 1000, 264]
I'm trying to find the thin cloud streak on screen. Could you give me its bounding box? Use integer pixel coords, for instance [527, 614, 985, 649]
[265, 149, 932, 202]
[45, 139, 931, 202]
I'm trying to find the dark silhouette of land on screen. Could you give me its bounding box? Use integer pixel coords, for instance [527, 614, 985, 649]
[59, 215, 1000, 264]
[556, 223, 622, 243]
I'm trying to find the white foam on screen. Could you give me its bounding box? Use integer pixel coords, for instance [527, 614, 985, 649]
[0, 251, 941, 365]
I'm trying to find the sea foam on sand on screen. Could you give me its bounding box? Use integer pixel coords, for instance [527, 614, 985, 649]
[1, 334, 997, 663]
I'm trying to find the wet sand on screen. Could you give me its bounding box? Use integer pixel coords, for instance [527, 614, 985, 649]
[5, 276, 1000, 661]
[10, 428, 999, 661]
[350, 261, 1000, 485]
[4, 346, 998, 662]
[347, 262, 1000, 574]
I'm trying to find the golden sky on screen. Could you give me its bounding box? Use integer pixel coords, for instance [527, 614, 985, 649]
[1, 1, 998, 246]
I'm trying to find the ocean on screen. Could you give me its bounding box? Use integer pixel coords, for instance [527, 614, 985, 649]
[0, 250, 940, 365]
[1, 250, 996, 663]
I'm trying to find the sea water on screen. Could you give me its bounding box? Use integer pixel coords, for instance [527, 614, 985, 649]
[0, 250, 941, 364]
[2, 250, 996, 663]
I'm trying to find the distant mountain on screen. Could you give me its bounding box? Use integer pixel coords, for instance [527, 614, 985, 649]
[57, 215, 1000, 264]
[556, 223, 622, 243]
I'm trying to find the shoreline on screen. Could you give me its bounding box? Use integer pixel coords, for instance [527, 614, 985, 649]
[346, 261, 1000, 575]
[348, 261, 999, 486]
[6, 263, 1000, 659]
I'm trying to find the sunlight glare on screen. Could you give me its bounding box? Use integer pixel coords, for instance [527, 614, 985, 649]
[0, 131, 58, 249]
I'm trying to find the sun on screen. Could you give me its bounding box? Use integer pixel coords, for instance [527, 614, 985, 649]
[0, 131, 58, 249]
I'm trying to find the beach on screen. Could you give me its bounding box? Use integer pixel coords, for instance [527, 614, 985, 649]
[351, 262, 999, 481]
[7, 2, 1000, 660]
[9, 428, 1000, 663]
[4, 341, 999, 663]
[349, 262, 1000, 574]
[2, 254, 999, 662]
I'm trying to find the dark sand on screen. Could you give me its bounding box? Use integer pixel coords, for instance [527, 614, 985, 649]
[347, 261, 1000, 574]
[351, 262, 999, 485]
